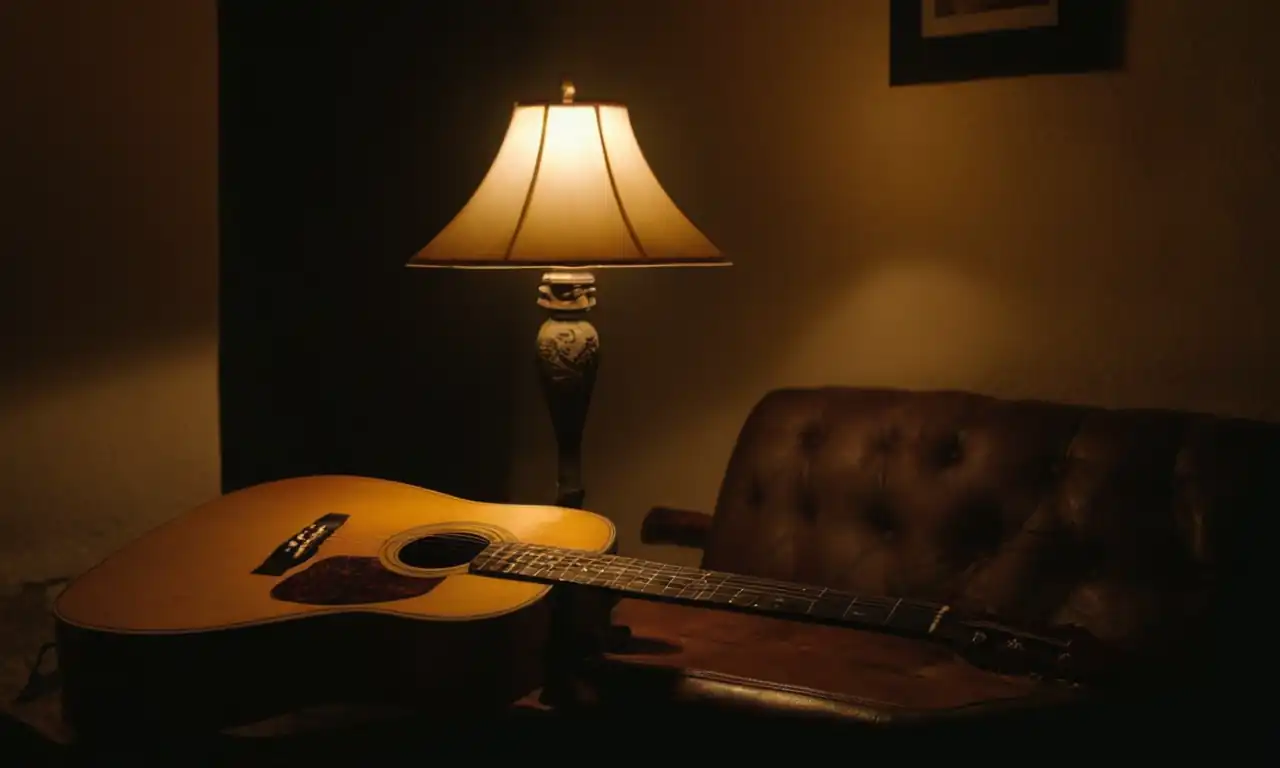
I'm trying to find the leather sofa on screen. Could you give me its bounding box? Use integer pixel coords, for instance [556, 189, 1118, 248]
[566, 387, 1275, 739]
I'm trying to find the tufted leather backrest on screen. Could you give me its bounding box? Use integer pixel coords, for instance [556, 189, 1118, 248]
[702, 387, 1277, 671]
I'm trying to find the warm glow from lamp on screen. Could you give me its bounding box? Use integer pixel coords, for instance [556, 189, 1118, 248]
[406, 82, 725, 514]
[408, 97, 725, 268]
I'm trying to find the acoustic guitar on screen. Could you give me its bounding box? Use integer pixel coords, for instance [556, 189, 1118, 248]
[54, 475, 1103, 737]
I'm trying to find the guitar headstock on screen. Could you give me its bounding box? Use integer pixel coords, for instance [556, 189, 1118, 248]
[938, 616, 1114, 685]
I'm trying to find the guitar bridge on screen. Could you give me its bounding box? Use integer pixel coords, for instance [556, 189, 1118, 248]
[251, 513, 349, 576]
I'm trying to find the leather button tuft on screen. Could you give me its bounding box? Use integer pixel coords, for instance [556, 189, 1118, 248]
[1045, 457, 1065, 481]
[798, 491, 819, 521]
[872, 430, 899, 453]
[798, 423, 827, 454]
[934, 432, 965, 468]
[942, 499, 1005, 563]
[862, 499, 896, 535]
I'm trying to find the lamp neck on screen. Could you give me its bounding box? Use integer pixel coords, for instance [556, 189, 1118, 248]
[537, 271, 596, 316]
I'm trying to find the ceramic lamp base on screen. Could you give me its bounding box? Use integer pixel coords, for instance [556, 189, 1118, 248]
[534, 271, 600, 509]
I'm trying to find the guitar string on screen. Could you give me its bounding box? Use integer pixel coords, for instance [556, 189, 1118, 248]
[285, 531, 1078, 664]
[322, 529, 930, 611]
[323, 528, 835, 597]
[317, 529, 939, 614]
[323, 528, 912, 606]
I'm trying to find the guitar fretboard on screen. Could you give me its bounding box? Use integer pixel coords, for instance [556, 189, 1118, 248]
[469, 542, 950, 637]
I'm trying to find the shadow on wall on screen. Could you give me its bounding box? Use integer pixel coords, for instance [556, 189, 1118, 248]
[218, 1, 556, 502]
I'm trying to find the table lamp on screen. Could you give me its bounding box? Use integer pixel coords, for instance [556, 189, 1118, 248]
[408, 81, 727, 509]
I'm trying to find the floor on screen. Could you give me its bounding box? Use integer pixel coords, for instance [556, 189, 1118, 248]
[0, 593, 1116, 764]
[0, 582, 571, 766]
[0, 579, 70, 764]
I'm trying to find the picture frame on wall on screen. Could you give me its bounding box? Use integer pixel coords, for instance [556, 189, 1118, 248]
[889, 0, 1127, 86]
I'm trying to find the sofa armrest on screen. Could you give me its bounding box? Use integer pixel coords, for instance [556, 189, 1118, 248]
[640, 507, 713, 549]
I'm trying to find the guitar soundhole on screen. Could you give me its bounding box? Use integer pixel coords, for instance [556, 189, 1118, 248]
[397, 532, 492, 569]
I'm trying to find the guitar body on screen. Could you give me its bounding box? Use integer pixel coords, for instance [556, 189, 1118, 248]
[53, 475, 616, 737]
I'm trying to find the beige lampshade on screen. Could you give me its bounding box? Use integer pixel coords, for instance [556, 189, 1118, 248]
[408, 91, 725, 269]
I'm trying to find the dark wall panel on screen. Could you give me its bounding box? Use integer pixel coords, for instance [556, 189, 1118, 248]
[218, 1, 543, 501]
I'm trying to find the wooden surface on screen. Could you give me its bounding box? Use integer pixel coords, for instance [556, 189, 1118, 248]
[606, 599, 1068, 712]
[1, 684, 554, 749]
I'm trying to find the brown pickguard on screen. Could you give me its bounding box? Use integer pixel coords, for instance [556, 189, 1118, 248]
[270, 556, 443, 606]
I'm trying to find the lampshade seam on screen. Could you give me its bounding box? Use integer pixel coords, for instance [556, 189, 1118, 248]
[503, 105, 549, 261]
[595, 105, 648, 261]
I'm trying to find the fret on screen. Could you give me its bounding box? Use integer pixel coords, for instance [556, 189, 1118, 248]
[808, 587, 827, 615]
[726, 589, 815, 614]
[554, 554, 585, 582]
[700, 585, 732, 606]
[616, 569, 648, 590]
[797, 595, 872, 623]
[554, 553, 578, 578]
[571, 560, 595, 585]
[680, 572, 726, 602]
[603, 564, 627, 590]
[638, 567, 659, 595]
[883, 597, 902, 625]
[606, 562, 631, 590]
[588, 562, 611, 587]
[518, 551, 546, 578]
[702, 574, 732, 603]
[638, 577, 667, 597]
[842, 596, 858, 618]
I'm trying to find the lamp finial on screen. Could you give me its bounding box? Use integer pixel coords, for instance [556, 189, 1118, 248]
[561, 79, 576, 104]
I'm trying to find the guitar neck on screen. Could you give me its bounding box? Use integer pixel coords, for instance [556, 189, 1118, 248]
[469, 542, 952, 639]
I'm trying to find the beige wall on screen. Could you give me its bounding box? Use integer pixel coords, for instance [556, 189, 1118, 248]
[509, 0, 1280, 564]
[0, 1, 220, 586]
